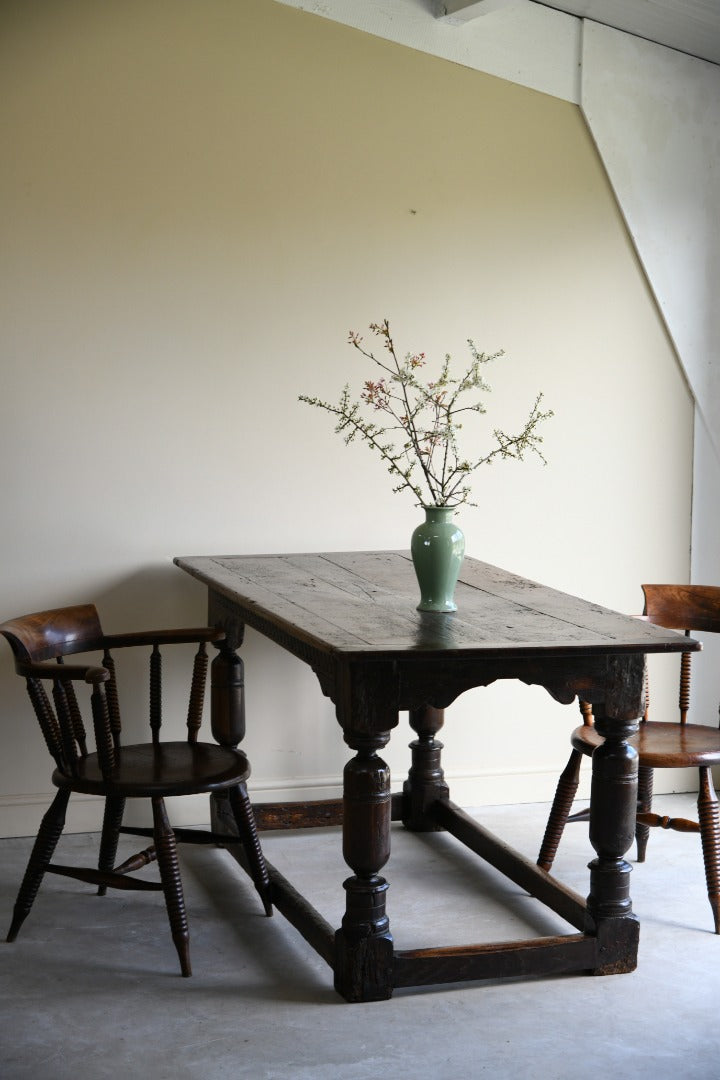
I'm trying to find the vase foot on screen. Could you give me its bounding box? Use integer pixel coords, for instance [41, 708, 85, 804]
[416, 601, 457, 613]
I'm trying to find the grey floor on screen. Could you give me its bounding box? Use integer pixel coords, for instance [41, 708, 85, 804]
[1, 793, 718, 1080]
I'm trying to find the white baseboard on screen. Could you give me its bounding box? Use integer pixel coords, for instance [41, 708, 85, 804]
[0, 766, 702, 839]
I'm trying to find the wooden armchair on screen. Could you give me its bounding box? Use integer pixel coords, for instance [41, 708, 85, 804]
[537, 584, 720, 933]
[1, 604, 272, 976]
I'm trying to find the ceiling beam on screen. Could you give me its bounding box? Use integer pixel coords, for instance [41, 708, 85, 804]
[434, 1, 520, 22]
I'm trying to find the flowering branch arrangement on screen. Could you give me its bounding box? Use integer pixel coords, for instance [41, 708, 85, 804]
[299, 319, 553, 508]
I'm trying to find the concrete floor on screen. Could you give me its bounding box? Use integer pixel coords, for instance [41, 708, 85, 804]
[1, 793, 718, 1080]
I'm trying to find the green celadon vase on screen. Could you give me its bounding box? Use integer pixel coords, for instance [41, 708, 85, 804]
[411, 505, 465, 613]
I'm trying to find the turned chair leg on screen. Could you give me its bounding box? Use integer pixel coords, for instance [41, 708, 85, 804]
[697, 767, 720, 935]
[228, 783, 273, 917]
[636, 766, 654, 863]
[7, 788, 70, 942]
[151, 797, 191, 976]
[538, 749, 582, 872]
[97, 795, 126, 896]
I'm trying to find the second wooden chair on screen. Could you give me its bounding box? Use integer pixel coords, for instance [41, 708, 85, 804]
[537, 584, 720, 934]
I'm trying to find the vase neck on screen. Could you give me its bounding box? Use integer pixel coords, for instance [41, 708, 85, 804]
[423, 505, 456, 523]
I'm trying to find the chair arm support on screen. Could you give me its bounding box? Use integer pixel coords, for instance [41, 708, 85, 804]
[100, 627, 225, 649]
[17, 660, 110, 685]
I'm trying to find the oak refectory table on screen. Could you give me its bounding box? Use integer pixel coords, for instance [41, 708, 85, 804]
[174, 551, 699, 1002]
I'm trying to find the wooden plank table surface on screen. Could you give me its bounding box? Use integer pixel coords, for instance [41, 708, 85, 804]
[175, 551, 699, 1001]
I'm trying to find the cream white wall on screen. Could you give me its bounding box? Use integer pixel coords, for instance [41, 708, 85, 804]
[0, 0, 692, 836]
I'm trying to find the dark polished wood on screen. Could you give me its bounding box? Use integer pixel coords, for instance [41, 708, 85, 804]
[539, 583, 720, 933]
[175, 551, 699, 1000]
[1, 603, 272, 976]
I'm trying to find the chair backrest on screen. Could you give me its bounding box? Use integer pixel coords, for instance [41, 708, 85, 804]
[0, 605, 214, 778]
[641, 584, 720, 725]
[0, 605, 108, 776]
[641, 584, 720, 635]
[0, 604, 104, 661]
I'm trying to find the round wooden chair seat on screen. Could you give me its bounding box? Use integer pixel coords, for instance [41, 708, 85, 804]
[53, 741, 251, 798]
[571, 721, 720, 769]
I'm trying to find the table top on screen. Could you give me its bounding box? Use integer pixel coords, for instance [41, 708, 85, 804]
[175, 551, 699, 663]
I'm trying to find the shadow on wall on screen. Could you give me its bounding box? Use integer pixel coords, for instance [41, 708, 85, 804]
[93, 562, 209, 632]
[1, 558, 342, 772]
[0, 563, 212, 770]
[0, 561, 207, 642]
[0, 560, 346, 838]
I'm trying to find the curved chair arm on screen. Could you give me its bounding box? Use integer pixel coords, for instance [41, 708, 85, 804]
[17, 660, 110, 685]
[100, 627, 225, 650]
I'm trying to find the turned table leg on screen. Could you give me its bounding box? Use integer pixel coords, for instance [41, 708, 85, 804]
[586, 705, 640, 973]
[208, 628, 247, 834]
[403, 705, 449, 831]
[334, 731, 394, 1002]
[210, 638, 246, 750]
